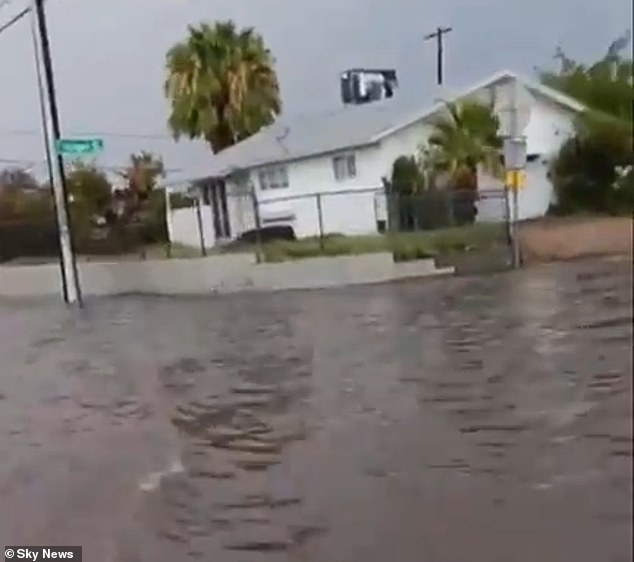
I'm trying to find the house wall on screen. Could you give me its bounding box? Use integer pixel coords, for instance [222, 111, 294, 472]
[225, 182, 255, 238]
[476, 94, 576, 222]
[222, 79, 577, 240]
[223, 120, 439, 240]
[225, 145, 388, 239]
[166, 204, 216, 249]
[518, 96, 575, 219]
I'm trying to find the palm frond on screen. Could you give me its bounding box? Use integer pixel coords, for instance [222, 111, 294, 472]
[164, 20, 282, 152]
[423, 100, 502, 190]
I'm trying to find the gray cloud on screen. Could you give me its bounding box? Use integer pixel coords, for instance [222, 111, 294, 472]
[0, 0, 630, 179]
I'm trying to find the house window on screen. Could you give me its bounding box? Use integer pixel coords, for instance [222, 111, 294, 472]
[258, 165, 289, 190]
[332, 153, 357, 181]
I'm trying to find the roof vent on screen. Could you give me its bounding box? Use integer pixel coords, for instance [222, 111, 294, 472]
[340, 69, 398, 106]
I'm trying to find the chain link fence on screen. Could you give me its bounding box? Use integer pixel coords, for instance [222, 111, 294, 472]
[240, 186, 513, 271]
[254, 187, 383, 237]
[384, 187, 513, 272]
[2, 168, 513, 273]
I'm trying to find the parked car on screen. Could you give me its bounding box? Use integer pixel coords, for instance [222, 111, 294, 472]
[221, 224, 296, 251]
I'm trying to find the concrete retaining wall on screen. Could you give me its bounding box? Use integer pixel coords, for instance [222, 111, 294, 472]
[0, 253, 453, 299]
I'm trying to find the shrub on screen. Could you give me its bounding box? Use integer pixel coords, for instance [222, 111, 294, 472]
[608, 167, 634, 215]
[392, 241, 436, 262]
[391, 156, 425, 195]
[451, 190, 478, 225]
[548, 84, 633, 215]
[0, 220, 60, 262]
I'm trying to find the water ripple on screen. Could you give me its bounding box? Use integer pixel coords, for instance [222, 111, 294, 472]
[0, 257, 631, 562]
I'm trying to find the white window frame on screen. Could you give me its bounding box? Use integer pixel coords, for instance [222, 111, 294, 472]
[332, 153, 357, 181]
[258, 165, 289, 190]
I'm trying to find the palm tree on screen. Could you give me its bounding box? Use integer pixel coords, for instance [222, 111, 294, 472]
[423, 100, 502, 191]
[164, 20, 281, 153]
[121, 152, 165, 199]
[113, 152, 164, 222]
[109, 153, 167, 258]
[421, 101, 502, 225]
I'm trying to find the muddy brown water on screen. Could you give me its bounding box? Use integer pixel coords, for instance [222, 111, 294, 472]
[1, 257, 632, 562]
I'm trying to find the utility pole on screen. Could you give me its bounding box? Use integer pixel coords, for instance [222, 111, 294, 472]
[31, 0, 82, 305]
[29, 0, 67, 302]
[424, 26, 453, 86]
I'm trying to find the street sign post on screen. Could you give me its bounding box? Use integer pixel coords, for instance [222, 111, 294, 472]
[505, 169, 526, 190]
[498, 80, 529, 270]
[504, 136, 528, 192]
[55, 138, 104, 156]
[494, 81, 532, 137]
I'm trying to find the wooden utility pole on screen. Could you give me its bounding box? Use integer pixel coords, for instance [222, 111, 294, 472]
[31, 0, 82, 304]
[424, 26, 453, 86]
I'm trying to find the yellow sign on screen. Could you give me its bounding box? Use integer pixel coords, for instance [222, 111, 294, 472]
[506, 170, 526, 190]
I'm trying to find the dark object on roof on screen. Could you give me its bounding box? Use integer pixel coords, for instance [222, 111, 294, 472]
[341, 69, 398, 106]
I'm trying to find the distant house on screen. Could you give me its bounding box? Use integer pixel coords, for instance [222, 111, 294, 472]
[189, 70, 585, 245]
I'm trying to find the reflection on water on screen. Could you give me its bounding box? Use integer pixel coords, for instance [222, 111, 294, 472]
[0, 257, 632, 562]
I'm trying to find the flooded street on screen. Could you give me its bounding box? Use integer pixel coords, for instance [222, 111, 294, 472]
[1, 257, 632, 562]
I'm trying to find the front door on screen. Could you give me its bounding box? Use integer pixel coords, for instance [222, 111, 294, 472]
[207, 180, 231, 240]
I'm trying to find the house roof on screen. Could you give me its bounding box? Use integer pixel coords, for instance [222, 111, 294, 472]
[204, 70, 585, 177]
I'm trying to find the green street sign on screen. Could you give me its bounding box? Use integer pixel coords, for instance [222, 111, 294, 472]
[56, 138, 104, 156]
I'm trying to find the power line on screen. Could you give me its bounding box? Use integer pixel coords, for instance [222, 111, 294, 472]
[0, 155, 184, 173]
[0, 128, 175, 140]
[0, 157, 37, 164]
[0, 3, 180, 144]
[0, 0, 54, 38]
[0, 6, 29, 36]
[0, 156, 183, 173]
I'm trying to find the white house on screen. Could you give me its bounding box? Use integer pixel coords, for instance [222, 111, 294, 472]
[184, 70, 585, 245]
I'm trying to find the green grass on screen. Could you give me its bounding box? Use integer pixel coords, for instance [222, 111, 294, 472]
[260, 223, 503, 263]
[3, 225, 503, 265]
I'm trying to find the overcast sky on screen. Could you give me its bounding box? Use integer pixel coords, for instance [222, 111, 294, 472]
[0, 0, 630, 181]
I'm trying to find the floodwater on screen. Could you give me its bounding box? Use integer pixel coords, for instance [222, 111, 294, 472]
[0, 257, 632, 562]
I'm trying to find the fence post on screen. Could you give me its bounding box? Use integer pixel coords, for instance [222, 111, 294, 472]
[511, 183, 520, 269]
[195, 194, 207, 257]
[164, 187, 172, 258]
[503, 185, 514, 267]
[250, 187, 263, 263]
[446, 189, 455, 226]
[381, 177, 395, 233]
[316, 193, 325, 252]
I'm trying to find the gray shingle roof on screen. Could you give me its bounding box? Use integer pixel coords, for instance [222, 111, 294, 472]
[203, 70, 585, 177]
[206, 93, 430, 176]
